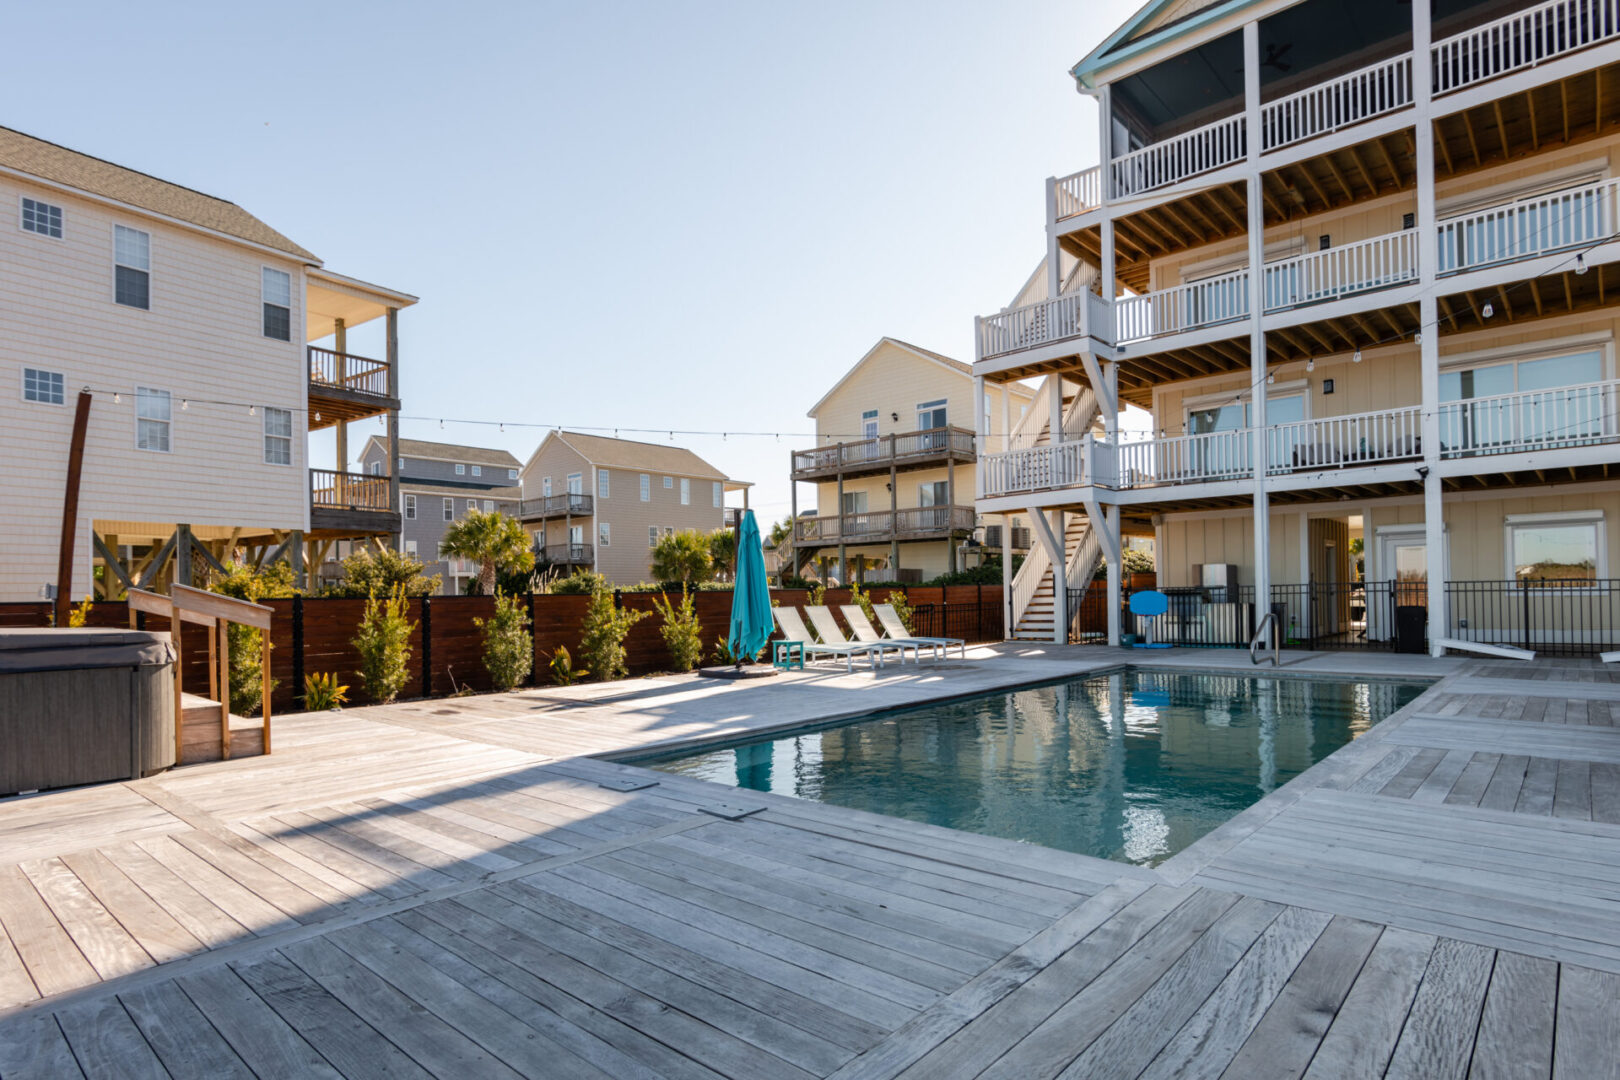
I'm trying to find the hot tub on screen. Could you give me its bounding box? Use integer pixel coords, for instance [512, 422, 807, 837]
[0, 628, 177, 796]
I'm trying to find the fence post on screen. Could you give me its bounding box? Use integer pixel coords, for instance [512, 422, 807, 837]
[613, 589, 623, 610]
[292, 593, 305, 708]
[1522, 583, 1532, 653]
[421, 595, 433, 699]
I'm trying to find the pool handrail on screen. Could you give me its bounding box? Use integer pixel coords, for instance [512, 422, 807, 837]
[1250, 611, 1281, 666]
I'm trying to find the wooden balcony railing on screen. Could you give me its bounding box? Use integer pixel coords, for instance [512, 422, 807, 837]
[793, 507, 975, 544]
[310, 469, 392, 512]
[519, 493, 594, 519]
[792, 427, 976, 477]
[308, 347, 390, 397]
[542, 544, 593, 564]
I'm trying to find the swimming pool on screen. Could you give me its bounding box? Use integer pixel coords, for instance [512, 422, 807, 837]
[641, 669, 1428, 866]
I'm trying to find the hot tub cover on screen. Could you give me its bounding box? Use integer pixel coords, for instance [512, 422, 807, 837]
[0, 628, 176, 674]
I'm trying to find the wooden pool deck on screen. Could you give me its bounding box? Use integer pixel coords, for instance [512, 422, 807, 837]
[1, 646, 1617, 1078]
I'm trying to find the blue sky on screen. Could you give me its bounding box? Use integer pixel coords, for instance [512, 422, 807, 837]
[7, 0, 1141, 525]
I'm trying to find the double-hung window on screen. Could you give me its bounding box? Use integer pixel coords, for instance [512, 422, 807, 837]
[640, 474, 650, 501]
[262, 268, 291, 340]
[456, 463, 465, 475]
[712, 481, 722, 508]
[115, 226, 150, 309]
[404, 494, 417, 520]
[663, 476, 673, 489]
[467, 499, 477, 512]
[472, 465, 481, 476]
[370, 460, 383, 476]
[483, 499, 494, 512]
[598, 470, 610, 498]
[507, 468, 517, 480]
[22, 367, 64, 405]
[443, 497, 454, 521]
[598, 522, 611, 547]
[136, 387, 170, 451]
[648, 526, 659, 547]
[680, 478, 690, 505]
[262, 407, 292, 464]
[21, 198, 62, 238]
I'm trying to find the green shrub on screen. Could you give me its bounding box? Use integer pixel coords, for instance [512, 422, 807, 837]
[650, 530, 714, 588]
[578, 587, 648, 681]
[322, 547, 440, 598]
[546, 645, 583, 685]
[885, 589, 916, 634]
[302, 672, 349, 711]
[211, 562, 295, 716]
[353, 585, 415, 704]
[926, 556, 1021, 586]
[848, 581, 876, 625]
[549, 569, 608, 595]
[652, 588, 703, 672]
[476, 591, 533, 690]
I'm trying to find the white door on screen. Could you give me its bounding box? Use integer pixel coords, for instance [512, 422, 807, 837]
[1370, 528, 1429, 641]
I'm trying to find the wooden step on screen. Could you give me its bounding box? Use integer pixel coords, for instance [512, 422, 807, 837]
[179, 693, 265, 765]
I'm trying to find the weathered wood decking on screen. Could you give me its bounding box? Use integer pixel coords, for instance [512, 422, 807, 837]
[1, 647, 1618, 1078]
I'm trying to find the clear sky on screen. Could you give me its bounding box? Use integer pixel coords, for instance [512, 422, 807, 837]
[6, 0, 1142, 526]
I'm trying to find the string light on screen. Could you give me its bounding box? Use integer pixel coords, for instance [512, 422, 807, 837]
[1577, 253, 1588, 275]
[1482, 301, 1494, 319]
[180, 399, 188, 411]
[113, 392, 121, 403]
[248, 405, 256, 416]
[1352, 349, 1362, 364]
[1305, 358, 1315, 373]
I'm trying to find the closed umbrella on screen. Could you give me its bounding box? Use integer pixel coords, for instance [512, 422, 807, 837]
[728, 510, 772, 666]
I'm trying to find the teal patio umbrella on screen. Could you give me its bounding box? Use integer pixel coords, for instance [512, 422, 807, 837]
[728, 510, 772, 665]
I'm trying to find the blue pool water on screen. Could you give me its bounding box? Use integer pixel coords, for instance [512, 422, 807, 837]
[642, 669, 1428, 866]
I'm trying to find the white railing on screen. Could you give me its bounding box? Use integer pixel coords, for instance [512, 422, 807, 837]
[1438, 377, 1620, 458]
[1438, 176, 1620, 274]
[1111, 429, 1252, 488]
[1009, 533, 1052, 635]
[1433, 0, 1620, 95]
[1264, 406, 1424, 473]
[1264, 229, 1418, 310]
[1054, 166, 1103, 220]
[1007, 374, 1056, 451]
[1261, 53, 1413, 151]
[1110, 114, 1245, 199]
[977, 292, 1089, 359]
[1062, 385, 1100, 439]
[980, 439, 1088, 498]
[1116, 269, 1250, 343]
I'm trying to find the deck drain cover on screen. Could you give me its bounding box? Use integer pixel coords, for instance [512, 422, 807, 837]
[698, 801, 766, 820]
[597, 777, 659, 792]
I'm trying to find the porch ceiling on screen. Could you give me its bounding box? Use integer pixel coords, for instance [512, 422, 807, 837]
[1434, 59, 1620, 176]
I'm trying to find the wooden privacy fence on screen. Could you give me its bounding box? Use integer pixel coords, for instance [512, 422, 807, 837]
[0, 586, 1003, 711]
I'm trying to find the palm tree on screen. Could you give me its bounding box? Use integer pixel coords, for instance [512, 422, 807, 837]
[651, 530, 713, 589]
[708, 528, 738, 582]
[439, 509, 534, 595]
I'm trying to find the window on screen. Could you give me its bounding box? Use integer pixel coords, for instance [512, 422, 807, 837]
[917, 399, 948, 430]
[598, 470, 610, 498]
[456, 463, 465, 475]
[263, 407, 292, 465]
[640, 474, 650, 501]
[22, 367, 63, 405]
[567, 472, 582, 495]
[135, 387, 170, 451]
[841, 490, 868, 514]
[918, 480, 948, 507]
[443, 497, 454, 521]
[680, 478, 690, 505]
[663, 476, 673, 489]
[649, 526, 659, 548]
[370, 460, 383, 476]
[467, 499, 477, 512]
[405, 540, 418, 555]
[397, 457, 404, 470]
[21, 198, 62, 238]
[542, 476, 552, 497]
[507, 468, 517, 480]
[472, 465, 481, 476]
[862, 409, 879, 439]
[1440, 347, 1607, 452]
[713, 482, 722, 508]
[483, 499, 494, 512]
[114, 225, 150, 309]
[665, 526, 674, 538]
[404, 494, 417, 520]
[261, 268, 291, 340]
[1506, 512, 1604, 587]
[598, 522, 611, 547]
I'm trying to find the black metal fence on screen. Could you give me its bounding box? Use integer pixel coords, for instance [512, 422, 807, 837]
[1067, 578, 1618, 657]
[1446, 579, 1620, 657]
[910, 601, 1003, 644]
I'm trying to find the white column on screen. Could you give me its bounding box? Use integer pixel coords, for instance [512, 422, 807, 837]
[1105, 505, 1122, 646]
[1046, 178, 1063, 300]
[1103, 361, 1119, 440]
[1002, 517, 1013, 639]
[1049, 375, 1064, 444]
[1051, 508, 1067, 644]
[1001, 384, 1011, 454]
[1413, 0, 1447, 654]
[1244, 20, 1271, 646]
[974, 374, 987, 499]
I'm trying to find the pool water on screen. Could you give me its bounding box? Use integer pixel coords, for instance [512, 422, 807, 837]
[642, 669, 1428, 866]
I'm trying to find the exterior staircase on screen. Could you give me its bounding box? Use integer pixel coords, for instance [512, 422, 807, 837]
[1010, 514, 1098, 640]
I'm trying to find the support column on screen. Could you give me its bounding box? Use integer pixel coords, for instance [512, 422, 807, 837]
[174, 524, 192, 592]
[835, 469, 846, 584]
[789, 453, 799, 577]
[974, 375, 987, 498]
[1002, 516, 1013, 639]
[333, 317, 348, 472]
[1413, 0, 1447, 654]
[1049, 372, 1065, 443]
[1051, 508, 1067, 644]
[290, 528, 305, 592]
[946, 457, 957, 573]
[385, 307, 401, 552]
[1244, 19, 1271, 647]
[1000, 384, 1010, 453]
[889, 436, 900, 575]
[1105, 506, 1122, 646]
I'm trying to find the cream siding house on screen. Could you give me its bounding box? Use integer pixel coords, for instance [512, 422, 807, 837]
[0, 126, 415, 603]
[791, 338, 1035, 583]
[519, 431, 747, 586]
[972, 0, 1620, 653]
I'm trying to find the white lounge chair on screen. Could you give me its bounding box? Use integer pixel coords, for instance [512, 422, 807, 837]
[874, 603, 966, 659]
[838, 604, 941, 661]
[773, 608, 890, 673]
[805, 606, 917, 665]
